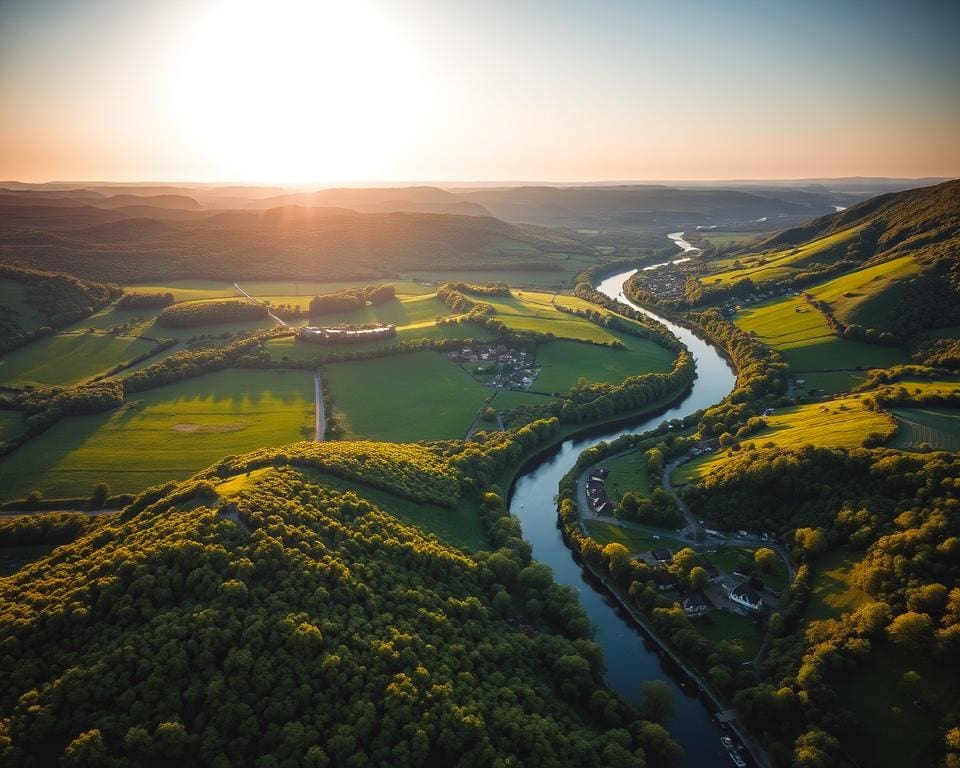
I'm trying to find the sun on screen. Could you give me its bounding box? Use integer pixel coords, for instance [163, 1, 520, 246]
[174, 0, 425, 183]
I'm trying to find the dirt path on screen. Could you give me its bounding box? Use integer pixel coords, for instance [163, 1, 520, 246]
[233, 282, 290, 327]
[314, 369, 325, 441]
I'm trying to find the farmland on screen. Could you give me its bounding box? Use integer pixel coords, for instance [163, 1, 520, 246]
[734, 294, 908, 391]
[533, 338, 675, 394]
[325, 350, 493, 442]
[674, 395, 895, 483]
[601, 450, 652, 500]
[0, 331, 161, 387]
[481, 290, 631, 343]
[889, 407, 960, 452]
[0, 369, 315, 501]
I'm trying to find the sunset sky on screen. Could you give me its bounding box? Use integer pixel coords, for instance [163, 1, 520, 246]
[1, 0, 958, 184]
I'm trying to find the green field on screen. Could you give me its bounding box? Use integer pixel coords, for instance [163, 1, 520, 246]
[493, 390, 559, 411]
[706, 545, 788, 591]
[805, 255, 919, 329]
[701, 226, 863, 286]
[695, 610, 762, 662]
[889, 407, 960, 452]
[833, 644, 960, 768]
[265, 291, 451, 323]
[675, 396, 895, 483]
[533, 338, 675, 394]
[734, 295, 908, 390]
[122, 279, 431, 303]
[0, 369, 315, 501]
[0, 411, 26, 444]
[601, 451, 652, 500]
[0, 331, 160, 387]
[804, 549, 868, 621]
[325, 350, 492, 442]
[696, 231, 765, 249]
[482, 291, 627, 343]
[582, 519, 686, 555]
[0, 279, 48, 333]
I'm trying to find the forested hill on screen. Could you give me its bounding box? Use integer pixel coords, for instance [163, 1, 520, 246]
[0, 201, 590, 283]
[0, 441, 677, 768]
[763, 178, 960, 262]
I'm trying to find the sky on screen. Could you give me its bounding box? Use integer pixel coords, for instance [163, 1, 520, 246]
[1, 0, 958, 184]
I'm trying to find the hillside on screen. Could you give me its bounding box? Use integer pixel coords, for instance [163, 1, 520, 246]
[0, 443, 674, 767]
[0, 204, 592, 283]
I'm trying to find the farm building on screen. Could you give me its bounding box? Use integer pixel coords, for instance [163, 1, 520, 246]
[683, 593, 709, 617]
[297, 324, 397, 344]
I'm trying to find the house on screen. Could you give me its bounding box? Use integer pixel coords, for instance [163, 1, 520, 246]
[683, 593, 709, 617]
[652, 570, 680, 591]
[729, 583, 764, 611]
[652, 548, 672, 562]
[590, 468, 609, 479]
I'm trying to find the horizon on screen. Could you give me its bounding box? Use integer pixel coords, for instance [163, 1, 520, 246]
[2, 0, 959, 183]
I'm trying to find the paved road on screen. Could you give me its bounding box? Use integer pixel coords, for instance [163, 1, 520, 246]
[314, 369, 325, 441]
[663, 457, 706, 541]
[233, 282, 290, 327]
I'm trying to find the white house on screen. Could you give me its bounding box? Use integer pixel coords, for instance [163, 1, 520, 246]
[728, 583, 764, 612]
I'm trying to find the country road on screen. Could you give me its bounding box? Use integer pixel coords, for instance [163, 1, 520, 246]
[314, 369, 325, 441]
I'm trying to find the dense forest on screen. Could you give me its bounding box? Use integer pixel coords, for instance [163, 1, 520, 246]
[0, 442, 678, 768]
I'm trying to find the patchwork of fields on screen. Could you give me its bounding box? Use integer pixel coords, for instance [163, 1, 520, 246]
[889, 407, 960, 452]
[0, 369, 315, 501]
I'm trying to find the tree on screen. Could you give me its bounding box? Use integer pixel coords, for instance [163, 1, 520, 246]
[754, 547, 777, 574]
[886, 611, 934, 650]
[688, 566, 707, 592]
[92, 482, 111, 508]
[794, 527, 827, 558]
[671, 547, 697, 577]
[638, 680, 675, 723]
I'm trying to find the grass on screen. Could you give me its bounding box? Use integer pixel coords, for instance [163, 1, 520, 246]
[533, 338, 675, 394]
[675, 395, 895, 483]
[0, 331, 160, 387]
[701, 226, 863, 286]
[804, 548, 868, 621]
[583, 519, 685, 555]
[325, 350, 493, 442]
[0, 279, 48, 333]
[602, 451, 651, 500]
[806, 255, 920, 329]
[889, 407, 960, 452]
[707, 545, 788, 591]
[696, 231, 765, 249]
[695, 610, 762, 662]
[0, 411, 26, 444]
[122, 279, 430, 303]
[482, 291, 625, 343]
[493, 390, 559, 411]
[268, 292, 452, 324]
[833, 643, 960, 768]
[734, 295, 908, 389]
[0, 369, 315, 501]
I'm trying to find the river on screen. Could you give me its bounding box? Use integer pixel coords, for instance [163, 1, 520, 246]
[508, 266, 737, 766]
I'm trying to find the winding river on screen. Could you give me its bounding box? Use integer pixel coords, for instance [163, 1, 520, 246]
[509, 266, 737, 766]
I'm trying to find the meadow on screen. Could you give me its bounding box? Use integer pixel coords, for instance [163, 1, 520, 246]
[582, 519, 686, 555]
[0, 369, 315, 501]
[533, 338, 675, 394]
[324, 350, 493, 442]
[803, 549, 867, 621]
[695, 610, 762, 663]
[734, 295, 908, 390]
[482, 291, 628, 343]
[889, 407, 960, 452]
[700, 225, 862, 286]
[674, 395, 895, 483]
[0, 331, 160, 387]
[601, 450, 652, 500]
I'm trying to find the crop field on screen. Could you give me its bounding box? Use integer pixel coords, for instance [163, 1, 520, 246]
[0, 331, 160, 387]
[889, 407, 960, 452]
[674, 396, 895, 483]
[804, 549, 868, 621]
[0, 369, 315, 501]
[601, 450, 651, 500]
[533, 338, 675, 394]
[699, 225, 862, 286]
[805, 255, 919, 329]
[483, 291, 632, 343]
[0, 279, 48, 333]
[122, 279, 430, 303]
[734, 295, 908, 388]
[325, 350, 493, 442]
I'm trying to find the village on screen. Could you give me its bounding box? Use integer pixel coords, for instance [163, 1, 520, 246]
[448, 344, 542, 391]
[585, 467, 776, 623]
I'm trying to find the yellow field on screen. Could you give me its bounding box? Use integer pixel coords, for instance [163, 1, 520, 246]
[675, 395, 895, 482]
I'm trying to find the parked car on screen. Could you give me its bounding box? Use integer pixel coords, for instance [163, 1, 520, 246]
[720, 736, 735, 750]
[730, 752, 747, 768]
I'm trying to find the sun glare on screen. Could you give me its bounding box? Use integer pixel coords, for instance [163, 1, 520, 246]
[175, 0, 425, 183]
